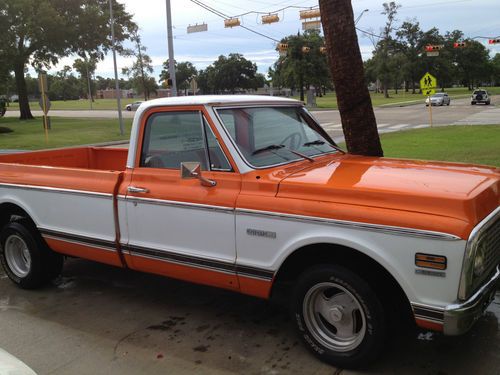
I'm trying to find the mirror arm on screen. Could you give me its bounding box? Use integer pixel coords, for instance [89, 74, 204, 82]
[192, 171, 217, 187]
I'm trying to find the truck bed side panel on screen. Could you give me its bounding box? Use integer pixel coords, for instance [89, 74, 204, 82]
[0, 164, 123, 266]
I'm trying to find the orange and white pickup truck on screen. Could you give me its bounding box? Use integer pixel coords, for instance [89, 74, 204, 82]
[0, 96, 499, 367]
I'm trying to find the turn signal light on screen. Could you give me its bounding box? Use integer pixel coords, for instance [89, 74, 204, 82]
[415, 253, 447, 270]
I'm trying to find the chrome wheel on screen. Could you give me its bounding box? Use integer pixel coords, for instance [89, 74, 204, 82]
[4, 234, 31, 278]
[303, 282, 366, 352]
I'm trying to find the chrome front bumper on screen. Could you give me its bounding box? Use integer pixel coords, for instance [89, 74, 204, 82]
[443, 265, 500, 335]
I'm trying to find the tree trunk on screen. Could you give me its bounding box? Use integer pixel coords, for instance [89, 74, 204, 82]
[299, 75, 305, 102]
[14, 60, 34, 120]
[319, 0, 383, 156]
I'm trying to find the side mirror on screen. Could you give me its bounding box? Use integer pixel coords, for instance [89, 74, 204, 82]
[180, 162, 217, 187]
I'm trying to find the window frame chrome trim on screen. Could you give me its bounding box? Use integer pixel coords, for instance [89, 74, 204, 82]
[213, 104, 339, 171]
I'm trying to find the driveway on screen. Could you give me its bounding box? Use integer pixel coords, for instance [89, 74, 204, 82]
[0, 259, 498, 375]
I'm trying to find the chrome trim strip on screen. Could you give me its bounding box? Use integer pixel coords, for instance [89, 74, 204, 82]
[0, 182, 113, 199]
[40, 228, 116, 253]
[411, 303, 445, 322]
[458, 206, 500, 300]
[118, 195, 234, 213]
[128, 251, 237, 276]
[236, 208, 462, 241]
[117, 195, 461, 240]
[123, 243, 274, 281]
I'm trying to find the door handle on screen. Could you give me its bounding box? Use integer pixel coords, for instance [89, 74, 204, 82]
[127, 186, 149, 193]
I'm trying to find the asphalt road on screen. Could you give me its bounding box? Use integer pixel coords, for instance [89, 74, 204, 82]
[0, 259, 499, 375]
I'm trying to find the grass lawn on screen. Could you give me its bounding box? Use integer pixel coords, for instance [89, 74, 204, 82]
[295, 86, 500, 109]
[6, 98, 138, 111]
[340, 125, 500, 167]
[0, 117, 132, 150]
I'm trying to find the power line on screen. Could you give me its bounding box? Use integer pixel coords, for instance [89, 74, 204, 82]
[189, 0, 282, 43]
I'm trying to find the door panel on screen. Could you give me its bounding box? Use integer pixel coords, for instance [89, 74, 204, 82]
[124, 107, 241, 290]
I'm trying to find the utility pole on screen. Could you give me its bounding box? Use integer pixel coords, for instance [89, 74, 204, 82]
[166, 0, 177, 96]
[109, 0, 124, 135]
[85, 62, 93, 110]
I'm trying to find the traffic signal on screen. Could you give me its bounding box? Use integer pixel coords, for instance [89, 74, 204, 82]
[302, 46, 311, 54]
[224, 18, 240, 28]
[319, 46, 327, 54]
[425, 45, 444, 52]
[489, 39, 500, 44]
[453, 42, 466, 48]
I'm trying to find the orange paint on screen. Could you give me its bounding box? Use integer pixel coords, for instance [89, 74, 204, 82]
[127, 254, 240, 291]
[238, 275, 273, 298]
[415, 318, 444, 332]
[44, 237, 123, 267]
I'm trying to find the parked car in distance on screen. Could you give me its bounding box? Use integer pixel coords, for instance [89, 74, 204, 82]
[125, 101, 143, 111]
[0, 348, 37, 375]
[425, 92, 450, 106]
[471, 89, 490, 105]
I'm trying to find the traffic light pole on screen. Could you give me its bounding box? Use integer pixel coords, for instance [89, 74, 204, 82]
[109, 0, 124, 136]
[166, 0, 177, 97]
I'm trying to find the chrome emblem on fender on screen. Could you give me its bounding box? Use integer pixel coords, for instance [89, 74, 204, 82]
[246, 229, 277, 239]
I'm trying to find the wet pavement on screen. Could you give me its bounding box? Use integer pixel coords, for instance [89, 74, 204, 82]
[0, 259, 499, 375]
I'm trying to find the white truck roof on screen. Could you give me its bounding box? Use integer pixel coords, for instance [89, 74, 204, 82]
[139, 95, 301, 110]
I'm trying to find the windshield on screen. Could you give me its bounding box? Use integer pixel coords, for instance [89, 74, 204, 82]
[433, 93, 444, 97]
[216, 106, 337, 168]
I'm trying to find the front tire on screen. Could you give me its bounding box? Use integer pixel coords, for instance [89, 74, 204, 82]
[0, 220, 63, 289]
[292, 265, 386, 369]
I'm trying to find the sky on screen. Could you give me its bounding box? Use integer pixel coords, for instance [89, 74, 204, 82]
[47, 0, 500, 80]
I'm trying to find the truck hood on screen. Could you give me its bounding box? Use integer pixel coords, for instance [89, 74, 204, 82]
[277, 155, 500, 234]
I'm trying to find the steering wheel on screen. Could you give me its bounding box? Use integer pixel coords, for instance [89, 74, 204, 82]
[280, 132, 302, 149]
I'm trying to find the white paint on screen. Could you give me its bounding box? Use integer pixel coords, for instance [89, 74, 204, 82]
[0, 187, 116, 245]
[235, 211, 466, 307]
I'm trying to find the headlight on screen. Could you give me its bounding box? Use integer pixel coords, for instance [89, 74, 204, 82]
[473, 243, 486, 277]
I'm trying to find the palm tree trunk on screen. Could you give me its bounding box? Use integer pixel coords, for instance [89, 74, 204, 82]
[319, 0, 383, 156]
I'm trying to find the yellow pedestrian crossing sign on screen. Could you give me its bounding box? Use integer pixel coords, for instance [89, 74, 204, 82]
[420, 72, 437, 96]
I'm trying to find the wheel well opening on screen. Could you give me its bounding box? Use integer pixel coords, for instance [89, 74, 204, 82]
[0, 203, 35, 230]
[272, 243, 413, 325]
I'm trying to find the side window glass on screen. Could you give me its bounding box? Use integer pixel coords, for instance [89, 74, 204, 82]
[203, 118, 232, 171]
[141, 111, 208, 170]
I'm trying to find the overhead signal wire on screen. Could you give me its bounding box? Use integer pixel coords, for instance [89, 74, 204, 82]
[189, 0, 282, 43]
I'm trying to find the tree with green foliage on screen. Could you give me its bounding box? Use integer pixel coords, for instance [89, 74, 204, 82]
[273, 30, 331, 101]
[0, 0, 135, 119]
[73, 58, 98, 101]
[122, 29, 156, 100]
[48, 66, 81, 101]
[160, 61, 198, 95]
[396, 20, 424, 93]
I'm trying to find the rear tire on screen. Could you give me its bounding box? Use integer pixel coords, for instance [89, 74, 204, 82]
[292, 265, 386, 369]
[0, 220, 63, 289]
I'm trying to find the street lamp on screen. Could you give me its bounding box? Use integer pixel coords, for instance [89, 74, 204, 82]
[355, 9, 369, 25]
